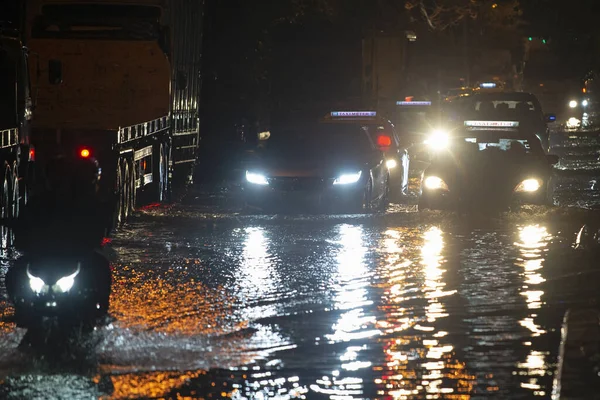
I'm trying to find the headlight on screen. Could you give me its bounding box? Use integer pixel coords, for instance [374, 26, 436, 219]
[514, 178, 541, 193]
[582, 99, 589, 107]
[246, 171, 269, 185]
[566, 117, 581, 128]
[424, 130, 449, 151]
[424, 176, 449, 190]
[26, 266, 47, 294]
[569, 100, 578, 108]
[53, 264, 81, 293]
[333, 171, 362, 185]
[386, 159, 397, 169]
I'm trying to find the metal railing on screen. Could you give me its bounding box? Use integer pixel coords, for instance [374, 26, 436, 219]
[0, 128, 19, 149]
[117, 116, 169, 144]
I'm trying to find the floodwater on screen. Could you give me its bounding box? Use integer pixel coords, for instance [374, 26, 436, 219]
[2, 132, 600, 399]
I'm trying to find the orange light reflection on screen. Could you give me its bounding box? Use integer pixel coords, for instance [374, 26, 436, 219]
[375, 227, 473, 399]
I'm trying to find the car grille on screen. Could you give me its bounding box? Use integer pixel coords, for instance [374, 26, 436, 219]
[269, 177, 333, 191]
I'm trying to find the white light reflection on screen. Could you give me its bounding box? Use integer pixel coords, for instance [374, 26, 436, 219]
[239, 227, 279, 319]
[315, 225, 375, 399]
[515, 225, 552, 397]
[327, 224, 378, 343]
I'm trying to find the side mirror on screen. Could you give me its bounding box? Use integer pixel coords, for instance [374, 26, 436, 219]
[547, 154, 559, 165]
[545, 113, 557, 123]
[48, 59, 62, 85]
[175, 71, 187, 91]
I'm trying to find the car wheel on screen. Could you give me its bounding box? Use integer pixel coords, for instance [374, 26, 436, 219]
[379, 175, 390, 211]
[545, 179, 556, 206]
[362, 177, 373, 212]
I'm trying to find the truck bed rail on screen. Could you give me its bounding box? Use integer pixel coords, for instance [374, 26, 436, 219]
[0, 128, 19, 149]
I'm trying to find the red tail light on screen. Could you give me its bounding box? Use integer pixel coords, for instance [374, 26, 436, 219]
[377, 135, 392, 149]
[80, 148, 91, 158]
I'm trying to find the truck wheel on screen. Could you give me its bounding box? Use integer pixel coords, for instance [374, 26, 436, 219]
[115, 161, 124, 227]
[122, 161, 131, 220]
[11, 163, 19, 219]
[128, 159, 136, 214]
[1, 165, 10, 219]
[158, 143, 168, 202]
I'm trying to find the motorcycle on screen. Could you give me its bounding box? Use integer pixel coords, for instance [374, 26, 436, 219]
[4, 251, 112, 350]
[3, 153, 113, 351]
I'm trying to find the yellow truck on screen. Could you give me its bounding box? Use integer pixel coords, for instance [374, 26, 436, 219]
[25, 0, 203, 230]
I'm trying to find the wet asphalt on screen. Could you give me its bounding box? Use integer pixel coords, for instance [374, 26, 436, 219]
[2, 131, 600, 399]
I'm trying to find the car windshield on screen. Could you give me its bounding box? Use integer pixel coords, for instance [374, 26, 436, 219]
[0, 48, 17, 130]
[463, 97, 540, 120]
[264, 123, 373, 156]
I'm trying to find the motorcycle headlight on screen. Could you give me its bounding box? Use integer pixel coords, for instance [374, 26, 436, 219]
[26, 266, 48, 295]
[514, 178, 542, 193]
[246, 171, 269, 185]
[53, 264, 81, 293]
[569, 100, 578, 108]
[333, 171, 362, 185]
[424, 176, 449, 191]
[424, 130, 449, 151]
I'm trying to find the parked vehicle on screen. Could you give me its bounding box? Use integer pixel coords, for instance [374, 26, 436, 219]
[24, 0, 204, 232]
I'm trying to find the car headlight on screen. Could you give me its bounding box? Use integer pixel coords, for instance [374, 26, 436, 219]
[569, 100, 578, 108]
[246, 171, 269, 185]
[514, 178, 541, 193]
[582, 99, 589, 107]
[424, 130, 449, 151]
[26, 266, 48, 294]
[333, 171, 362, 185]
[53, 264, 81, 293]
[424, 176, 449, 190]
[566, 117, 581, 128]
[386, 159, 397, 169]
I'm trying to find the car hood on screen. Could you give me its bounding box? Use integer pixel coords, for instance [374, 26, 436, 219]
[246, 152, 368, 178]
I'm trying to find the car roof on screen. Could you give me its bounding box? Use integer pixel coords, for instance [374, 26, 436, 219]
[320, 113, 394, 127]
[469, 92, 540, 102]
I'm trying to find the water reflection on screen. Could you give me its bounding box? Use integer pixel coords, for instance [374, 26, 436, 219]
[376, 226, 471, 399]
[236, 227, 280, 321]
[515, 224, 551, 397]
[313, 224, 377, 398]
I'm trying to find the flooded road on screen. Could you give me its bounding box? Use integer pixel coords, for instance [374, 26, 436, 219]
[2, 132, 600, 399]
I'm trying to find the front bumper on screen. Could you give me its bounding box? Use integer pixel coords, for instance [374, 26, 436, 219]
[420, 187, 547, 210]
[243, 183, 365, 212]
